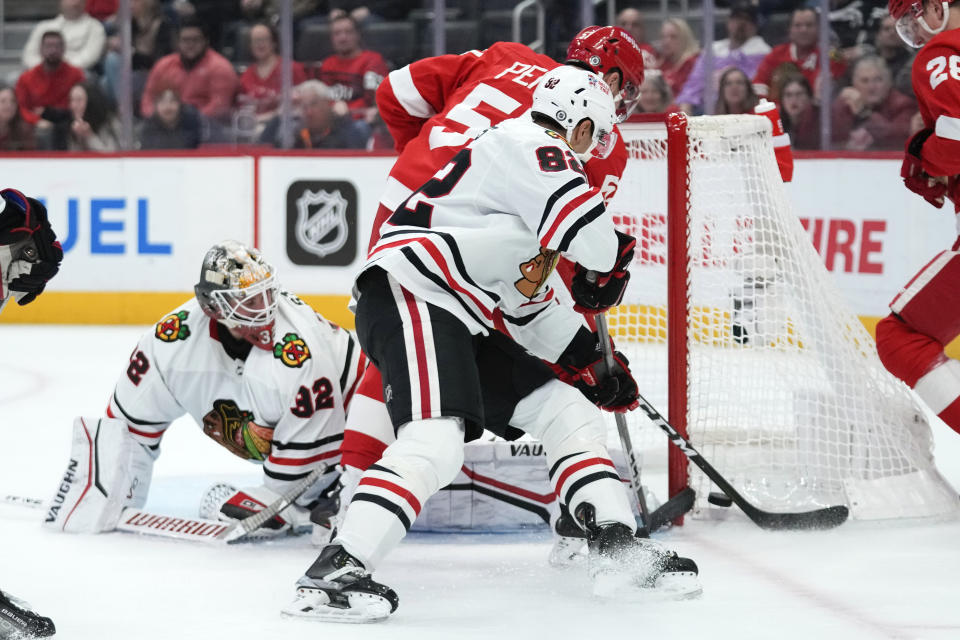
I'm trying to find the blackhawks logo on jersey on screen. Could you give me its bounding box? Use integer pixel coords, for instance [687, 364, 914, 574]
[516, 247, 559, 299]
[155, 310, 191, 342]
[201, 399, 272, 461]
[273, 332, 311, 368]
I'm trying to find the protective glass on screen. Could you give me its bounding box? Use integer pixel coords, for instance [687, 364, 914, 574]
[895, 1, 949, 48]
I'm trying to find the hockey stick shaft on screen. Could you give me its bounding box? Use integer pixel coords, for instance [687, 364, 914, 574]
[594, 313, 653, 535]
[216, 463, 330, 543]
[634, 394, 849, 530]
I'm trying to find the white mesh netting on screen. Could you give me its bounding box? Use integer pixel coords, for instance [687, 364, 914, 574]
[605, 114, 959, 521]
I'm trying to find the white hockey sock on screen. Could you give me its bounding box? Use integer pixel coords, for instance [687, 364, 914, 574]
[336, 416, 464, 569]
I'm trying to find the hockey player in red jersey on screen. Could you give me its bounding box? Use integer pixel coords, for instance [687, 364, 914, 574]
[876, 0, 960, 432]
[284, 67, 700, 623]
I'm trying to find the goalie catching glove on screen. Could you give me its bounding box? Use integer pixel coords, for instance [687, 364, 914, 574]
[570, 231, 635, 315]
[556, 327, 639, 413]
[0, 189, 62, 307]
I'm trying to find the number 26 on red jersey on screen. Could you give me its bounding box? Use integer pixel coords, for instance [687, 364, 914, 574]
[927, 54, 960, 90]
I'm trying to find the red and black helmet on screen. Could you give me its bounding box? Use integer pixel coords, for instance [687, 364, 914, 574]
[566, 26, 645, 121]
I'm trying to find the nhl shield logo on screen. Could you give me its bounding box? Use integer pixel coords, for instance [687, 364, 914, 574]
[286, 180, 358, 266]
[295, 189, 349, 258]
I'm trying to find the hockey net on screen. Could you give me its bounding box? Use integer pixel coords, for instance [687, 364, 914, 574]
[606, 112, 960, 522]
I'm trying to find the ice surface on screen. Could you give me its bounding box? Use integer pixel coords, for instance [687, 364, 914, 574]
[2, 325, 960, 640]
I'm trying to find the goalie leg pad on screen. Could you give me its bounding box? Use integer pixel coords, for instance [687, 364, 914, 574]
[44, 417, 156, 533]
[336, 416, 464, 569]
[511, 380, 634, 531]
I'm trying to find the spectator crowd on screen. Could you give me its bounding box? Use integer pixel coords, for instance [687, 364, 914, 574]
[0, 0, 924, 153]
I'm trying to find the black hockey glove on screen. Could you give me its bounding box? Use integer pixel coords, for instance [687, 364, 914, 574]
[570, 231, 636, 315]
[556, 327, 640, 413]
[0, 189, 62, 305]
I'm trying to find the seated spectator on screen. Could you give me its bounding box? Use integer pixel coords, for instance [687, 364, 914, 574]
[716, 67, 759, 115]
[238, 23, 307, 123]
[873, 13, 914, 97]
[55, 81, 122, 151]
[102, 0, 176, 107]
[21, 0, 107, 72]
[316, 16, 387, 125]
[780, 75, 820, 150]
[0, 87, 36, 151]
[635, 71, 675, 115]
[15, 31, 86, 134]
[753, 8, 847, 99]
[677, 1, 771, 113]
[259, 80, 368, 149]
[140, 17, 239, 122]
[831, 55, 914, 151]
[615, 7, 658, 66]
[139, 89, 203, 149]
[328, 3, 412, 24]
[656, 18, 699, 99]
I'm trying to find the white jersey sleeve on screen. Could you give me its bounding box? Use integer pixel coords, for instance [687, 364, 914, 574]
[107, 321, 188, 450]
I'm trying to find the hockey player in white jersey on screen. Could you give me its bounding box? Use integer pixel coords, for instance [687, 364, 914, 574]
[44, 240, 366, 539]
[1, 188, 60, 638]
[284, 66, 701, 623]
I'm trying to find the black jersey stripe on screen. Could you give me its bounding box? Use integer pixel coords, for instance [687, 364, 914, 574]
[270, 433, 344, 450]
[556, 202, 606, 254]
[369, 463, 400, 477]
[499, 303, 553, 327]
[112, 392, 166, 426]
[400, 246, 489, 329]
[538, 177, 586, 234]
[563, 471, 622, 508]
[351, 493, 412, 531]
[548, 452, 586, 479]
[380, 229, 501, 304]
[339, 335, 356, 393]
[263, 467, 312, 482]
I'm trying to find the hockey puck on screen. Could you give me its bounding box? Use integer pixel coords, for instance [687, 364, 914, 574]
[707, 492, 733, 507]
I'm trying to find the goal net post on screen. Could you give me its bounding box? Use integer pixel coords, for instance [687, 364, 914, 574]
[607, 112, 960, 523]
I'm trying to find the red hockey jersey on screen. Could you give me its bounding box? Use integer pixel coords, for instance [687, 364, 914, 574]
[317, 50, 388, 118]
[912, 28, 960, 178]
[373, 41, 628, 251]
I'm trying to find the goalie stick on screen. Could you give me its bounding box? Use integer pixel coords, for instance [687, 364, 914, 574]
[4, 465, 329, 544]
[635, 398, 849, 530]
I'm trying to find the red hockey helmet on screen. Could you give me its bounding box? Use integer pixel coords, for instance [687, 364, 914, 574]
[566, 25, 645, 121]
[888, 0, 953, 47]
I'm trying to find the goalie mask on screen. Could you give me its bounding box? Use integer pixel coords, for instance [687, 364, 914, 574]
[194, 240, 279, 350]
[566, 25, 645, 122]
[889, 0, 954, 47]
[531, 65, 618, 161]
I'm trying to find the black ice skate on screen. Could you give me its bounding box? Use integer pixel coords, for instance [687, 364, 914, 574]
[576, 504, 702, 600]
[281, 545, 399, 623]
[0, 590, 56, 638]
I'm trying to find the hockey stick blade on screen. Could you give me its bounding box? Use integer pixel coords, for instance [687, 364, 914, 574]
[636, 398, 849, 531]
[216, 463, 329, 543]
[647, 487, 695, 533]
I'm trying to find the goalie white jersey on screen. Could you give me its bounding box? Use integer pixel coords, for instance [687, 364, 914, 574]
[107, 292, 367, 494]
[361, 117, 617, 362]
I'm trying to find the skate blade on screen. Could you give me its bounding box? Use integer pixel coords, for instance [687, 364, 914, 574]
[281, 588, 393, 623]
[592, 571, 703, 602]
[548, 538, 587, 569]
